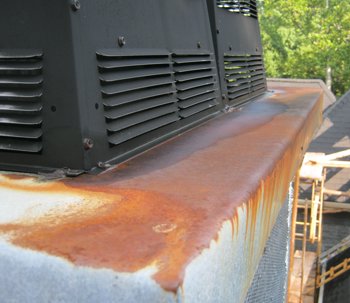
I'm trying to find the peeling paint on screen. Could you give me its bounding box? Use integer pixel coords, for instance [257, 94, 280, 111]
[0, 87, 323, 296]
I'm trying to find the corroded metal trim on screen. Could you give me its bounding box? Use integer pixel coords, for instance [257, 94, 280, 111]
[0, 86, 323, 301]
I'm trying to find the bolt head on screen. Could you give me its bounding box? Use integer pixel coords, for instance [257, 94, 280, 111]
[98, 162, 112, 169]
[71, 0, 81, 11]
[118, 36, 126, 47]
[83, 138, 94, 150]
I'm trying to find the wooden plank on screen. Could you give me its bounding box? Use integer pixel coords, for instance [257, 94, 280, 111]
[288, 251, 317, 303]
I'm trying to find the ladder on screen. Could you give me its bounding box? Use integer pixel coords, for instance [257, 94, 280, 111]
[288, 150, 350, 303]
[289, 153, 326, 303]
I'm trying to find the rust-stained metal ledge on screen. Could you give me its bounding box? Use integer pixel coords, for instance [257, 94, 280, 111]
[0, 86, 323, 302]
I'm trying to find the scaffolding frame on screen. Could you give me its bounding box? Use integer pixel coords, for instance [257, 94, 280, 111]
[288, 149, 350, 303]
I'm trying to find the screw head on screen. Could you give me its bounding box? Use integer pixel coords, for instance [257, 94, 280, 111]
[71, 0, 81, 11]
[118, 36, 126, 47]
[83, 138, 94, 150]
[98, 162, 112, 169]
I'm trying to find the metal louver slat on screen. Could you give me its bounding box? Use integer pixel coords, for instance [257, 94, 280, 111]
[0, 114, 42, 125]
[106, 104, 178, 132]
[96, 50, 169, 58]
[176, 77, 215, 91]
[175, 71, 216, 83]
[173, 65, 213, 74]
[227, 83, 251, 94]
[0, 138, 42, 153]
[252, 78, 265, 85]
[172, 57, 214, 64]
[216, 0, 258, 18]
[172, 52, 219, 119]
[250, 70, 265, 77]
[253, 84, 266, 91]
[0, 50, 43, 153]
[179, 100, 217, 118]
[225, 61, 263, 69]
[0, 50, 43, 59]
[224, 53, 266, 105]
[224, 66, 258, 74]
[225, 71, 264, 82]
[227, 78, 252, 87]
[0, 76, 43, 87]
[224, 56, 262, 63]
[98, 57, 171, 69]
[0, 62, 43, 73]
[0, 102, 42, 113]
[0, 125, 42, 139]
[101, 76, 174, 95]
[103, 86, 177, 107]
[228, 89, 251, 100]
[98, 50, 179, 146]
[108, 113, 179, 146]
[100, 66, 173, 83]
[0, 90, 42, 101]
[177, 85, 216, 101]
[179, 92, 217, 109]
[104, 95, 177, 119]
[225, 74, 251, 81]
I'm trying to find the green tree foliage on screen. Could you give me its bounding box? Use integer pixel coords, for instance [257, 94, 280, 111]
[258, 0, 350, 96]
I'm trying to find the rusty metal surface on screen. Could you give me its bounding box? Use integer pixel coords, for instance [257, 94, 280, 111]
[0, 86, 323, 299]
[244, 188, 292, 303]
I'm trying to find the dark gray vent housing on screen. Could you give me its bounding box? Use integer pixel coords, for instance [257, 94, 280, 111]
[0, 0, 266, 174]
[207, 0, 267, 106]
[0, 0, 222, 174]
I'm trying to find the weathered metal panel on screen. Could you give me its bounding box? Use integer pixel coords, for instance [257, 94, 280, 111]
[0, 86, 323, 302]
[206, 0, 267, 107]
[244, 186, 293, 303]
[0, 0, 222, 173]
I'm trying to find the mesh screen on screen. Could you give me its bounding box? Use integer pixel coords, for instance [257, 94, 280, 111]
[244, 184, 293, 303]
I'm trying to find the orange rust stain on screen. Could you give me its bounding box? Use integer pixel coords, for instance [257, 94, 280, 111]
[1, 188, 209, 291]
[0, 175, 78, 194]
[0, 87, 323, 292]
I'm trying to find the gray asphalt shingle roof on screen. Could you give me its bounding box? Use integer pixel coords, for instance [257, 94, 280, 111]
[307, 90, 350, 202]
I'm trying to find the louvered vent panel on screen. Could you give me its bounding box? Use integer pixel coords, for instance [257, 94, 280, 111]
[224, 54, 266, 104]
[97, 51, 179, 146]
[172, 53, 218, 119]
[217, 0, 258, 18]
[0, 50, 43, 153]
